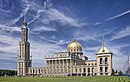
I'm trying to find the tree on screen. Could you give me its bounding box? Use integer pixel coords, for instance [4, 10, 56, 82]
[115, 70, 118, 73]
[0, 69, 17, 77]
[118, 71, 123, 76]
[112, 69, 115, 75]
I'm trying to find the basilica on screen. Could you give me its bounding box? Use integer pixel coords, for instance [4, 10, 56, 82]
[17, 17, 113, 77]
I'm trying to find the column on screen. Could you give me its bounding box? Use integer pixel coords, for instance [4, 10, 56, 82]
[86, 67, 88, 76]
[66, 59, 68, 66]
[59, 59, 60, 73]
[63, 59, 64, 73]
[52, 60, 54, 73]
[55, 60, 57, 73]
[90, 67, 92, 76]
[70, 59, 73, 76]
[49, 60, 50, 73]
[66, 59, 68, 73]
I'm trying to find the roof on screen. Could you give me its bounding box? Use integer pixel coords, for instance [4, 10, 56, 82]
[97, 37, 111, 54]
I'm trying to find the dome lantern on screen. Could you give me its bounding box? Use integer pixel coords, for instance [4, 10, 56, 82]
[67, 38, 82, 53]
[72, 38, 76, 42]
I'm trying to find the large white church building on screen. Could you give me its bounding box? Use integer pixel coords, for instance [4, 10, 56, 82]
[17, 17, 113, 77]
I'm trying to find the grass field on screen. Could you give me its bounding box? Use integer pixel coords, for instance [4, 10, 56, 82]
[0, 76, 130, 82]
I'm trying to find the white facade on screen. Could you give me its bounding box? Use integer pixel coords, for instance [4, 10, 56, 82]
[17, 18, 113, 77]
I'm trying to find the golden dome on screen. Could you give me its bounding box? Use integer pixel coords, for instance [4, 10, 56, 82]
[67, 38, 82, 52]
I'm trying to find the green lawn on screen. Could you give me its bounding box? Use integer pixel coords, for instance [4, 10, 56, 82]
[0, 76, 130, 82]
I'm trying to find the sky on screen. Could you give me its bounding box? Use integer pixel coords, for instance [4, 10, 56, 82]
[0, 0, 130, 72]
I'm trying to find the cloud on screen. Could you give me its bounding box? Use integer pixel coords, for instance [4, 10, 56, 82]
[0, 8, 10, 13]
[0, 35, 19, 54]
[44, 0, 52, 9]
[33, 9, 86, 27]
[94, 22, 102, 25]
[47, 8, 87, 27]
[74, 29, 97, 41]
[0, 33, 63, 68]
[0, 24, 21, 32]
[74, 29, 103, 41]
[94, 9, 130, 26]
[6, 0, 31, 25]
[0, 34, 19, 68]
[30, 40, 63, 60]
[40, 37, 70, 45]
[106, 9, 130, 21]
[32, 26, 56, 32]
[25, 0, 86, 28]
[111, 26, 130, 41]
[109, 44, 129, 71]
[83, 46, 100, 60]
[28, 10, 43, 25]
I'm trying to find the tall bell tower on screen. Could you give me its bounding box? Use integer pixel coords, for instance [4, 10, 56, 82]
[17, 16, 32, 76]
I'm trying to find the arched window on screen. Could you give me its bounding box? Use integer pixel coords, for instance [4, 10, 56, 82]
[105, 67, 108, 72]
[105, 57, 108, 64]
[83, 68, 86, 73]
[33, 69, 34, 73]
[39, 69, 40, 73]
[44, 69, 46, 73]
[65, 69, 67, 73]
[88, 68, 90, 73]
[75, 68, 77, 73]
[79, 68, 82, 73]
[61, 68, 63, 73]
[41, 69, 43, 73]
[92, 68, 94, 73]
[100, 67, 103, 72]
[36, 69, 37, 74]
[71, 49, 73, 52]
[100, 58, 102, 64]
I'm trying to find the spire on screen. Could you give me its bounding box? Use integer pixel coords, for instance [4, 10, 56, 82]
[22, 15, 27, 28]
[102, 36, 106, 48]
[97, 35, 111, 54]
[102, 35, 106, 50]
[23, 15, 26, 23]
